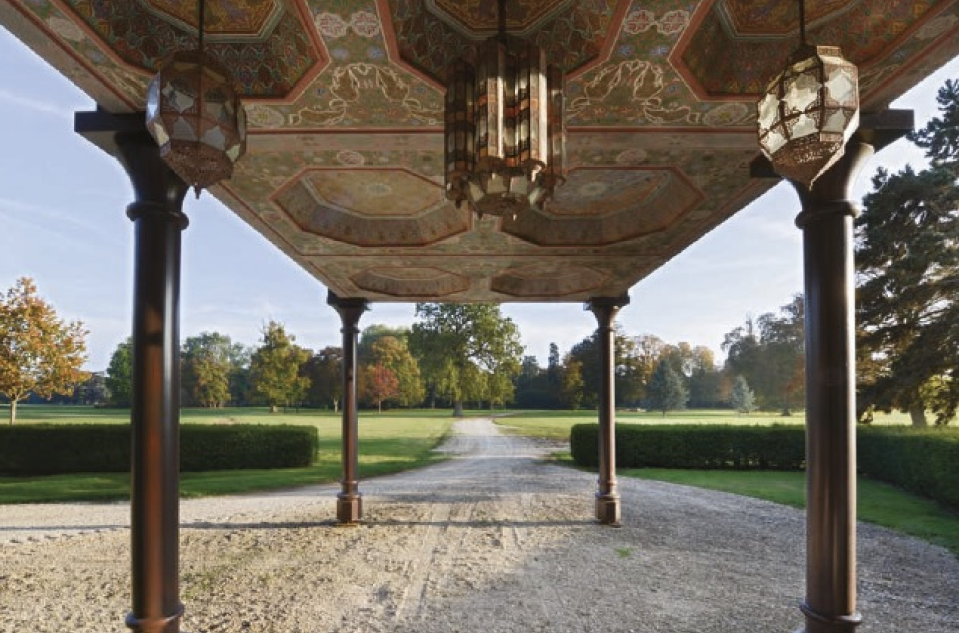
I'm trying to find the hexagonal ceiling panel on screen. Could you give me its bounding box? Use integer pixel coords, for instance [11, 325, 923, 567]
[3, 0, 958, 302]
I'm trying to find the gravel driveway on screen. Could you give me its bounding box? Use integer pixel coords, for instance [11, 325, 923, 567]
[2, 418, 958, 632]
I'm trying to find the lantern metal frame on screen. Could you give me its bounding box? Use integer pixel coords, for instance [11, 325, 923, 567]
[444, 0, 566, 220]
[145, 0, 247, 197]
[756, 0, 859, 187]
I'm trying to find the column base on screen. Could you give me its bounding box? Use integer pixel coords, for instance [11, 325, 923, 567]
[797, 602, 862, 633]
[125, 604, 184, 633]
[337, 494, 362, 526]
[595, 493, 621, 526]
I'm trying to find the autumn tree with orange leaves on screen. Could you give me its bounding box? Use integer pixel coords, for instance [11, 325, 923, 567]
[363, 364, 399, 413]
[0, 278, 88, 424]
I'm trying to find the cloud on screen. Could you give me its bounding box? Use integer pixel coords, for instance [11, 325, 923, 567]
[0, 88, 75, 121]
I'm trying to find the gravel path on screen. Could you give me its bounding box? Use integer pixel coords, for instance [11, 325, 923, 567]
[2, 418, 958, 632]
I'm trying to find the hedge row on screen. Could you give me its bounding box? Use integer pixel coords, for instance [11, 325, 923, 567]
[0, 424, 318, 475]
[571, 424, 805, 470]
[859, 427, 959, 510]
[571, 423, 959, 510]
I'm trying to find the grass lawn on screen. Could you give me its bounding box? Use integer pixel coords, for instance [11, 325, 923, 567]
[495, 408, 928, 441]
[0, 405, 456, 503]
[629, 468, 959, 556]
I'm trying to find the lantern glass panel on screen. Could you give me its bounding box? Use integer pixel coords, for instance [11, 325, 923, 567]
[758, 93, 780, 130]
[785, 71, 820, 112]
[826, 68, 855, 104]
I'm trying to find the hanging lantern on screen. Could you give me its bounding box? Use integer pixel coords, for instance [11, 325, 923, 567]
[145, 0, 246, 197]
[444, 0, 566, 220]
[756, 1, 859, 188]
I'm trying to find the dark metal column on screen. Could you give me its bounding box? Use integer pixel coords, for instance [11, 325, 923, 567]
[76, 109, 189, 633]
[792, 142, 874, 633]
[327, 292, 368, 525]
[588, 295, 630, 526]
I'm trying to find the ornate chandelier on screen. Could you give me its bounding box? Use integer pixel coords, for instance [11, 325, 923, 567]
[444, 0, 566, 220]
[146, 0, 246, 197]
[757, 0, 859, 188]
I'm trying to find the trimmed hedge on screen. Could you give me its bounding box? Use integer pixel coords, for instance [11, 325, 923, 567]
[0, 424, 318, 475]
[571, 424, 806, 470]
[571, 423, 959, 511]
[859, 426, 959, 511]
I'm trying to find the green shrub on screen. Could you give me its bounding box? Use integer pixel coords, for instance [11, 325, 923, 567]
[571, 424, 806, 470]
[0, 424, 318, 475]
[572, 423, 959, 511]
[859, 426, 959, 510]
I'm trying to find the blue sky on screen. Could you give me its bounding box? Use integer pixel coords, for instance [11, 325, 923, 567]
[1, 25, 957, 371]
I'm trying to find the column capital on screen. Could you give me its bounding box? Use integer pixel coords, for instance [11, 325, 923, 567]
[327, 292, 369, 331]
[792, 141, 875, 229]
[587, 294, 630, 327]
[75, 108, 189, 228]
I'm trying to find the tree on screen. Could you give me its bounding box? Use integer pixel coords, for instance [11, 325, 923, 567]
[363, 363, 399, 413]
[722, 296, 805, 415]
[645, 359, 688, 416]
[561, 356, 585, 410]
[409, 304, 523, 416]
[0, 278, 87, 424]
[249, 321, 310, 413]
[566, 326, 635, 408]
[304, 346, 343, 410]
[856, 165, 959, 425]
[181, 332, 235, 408]
[362, 332, 425, 407]
[105, 337, 133, 407]
[730, 375, 757, 414]
[910, 78, 959, 173]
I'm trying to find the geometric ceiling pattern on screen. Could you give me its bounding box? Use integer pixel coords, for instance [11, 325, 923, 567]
[2, 0, 958, 302]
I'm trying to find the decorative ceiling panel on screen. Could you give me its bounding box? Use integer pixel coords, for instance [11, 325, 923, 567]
[61, 0, 326, 99]
[2, 0, 958, 302]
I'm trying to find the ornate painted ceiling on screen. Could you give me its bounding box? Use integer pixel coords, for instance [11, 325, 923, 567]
[2, 0, 958, 302]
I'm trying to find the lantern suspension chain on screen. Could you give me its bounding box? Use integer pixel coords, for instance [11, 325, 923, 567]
[198, 0, 206, 54]
[798, 0, 807, 47]
[497, 0, 506, 40]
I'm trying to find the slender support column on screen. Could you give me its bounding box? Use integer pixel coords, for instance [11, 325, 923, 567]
[77, 110, 189, 633]
[791, 141, 873, 633]
[587, 295, 630, 526]
[327, 292, 369, 525]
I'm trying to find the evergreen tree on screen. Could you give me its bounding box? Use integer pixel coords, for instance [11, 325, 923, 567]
[730, 375, 757, 414]
[645, 360, 688, 417]
[856, 79, 959, 426]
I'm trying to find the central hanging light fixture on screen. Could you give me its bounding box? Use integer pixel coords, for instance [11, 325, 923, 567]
[146, 0, 247, 197]
[756, 0, 859, 187]
[444, 0, 566, 220]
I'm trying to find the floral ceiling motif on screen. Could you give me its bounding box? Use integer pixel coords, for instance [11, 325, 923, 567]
[2, 0, 958, 301]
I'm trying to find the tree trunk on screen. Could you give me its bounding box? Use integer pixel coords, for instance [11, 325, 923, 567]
[333, 398, 339, 413]
[453, 400, 464, 417]
[270, 404, 279, 414]
[8, 399, 16, 425]
[909, 405, 927, 427]
[378, 400, 382, 414]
